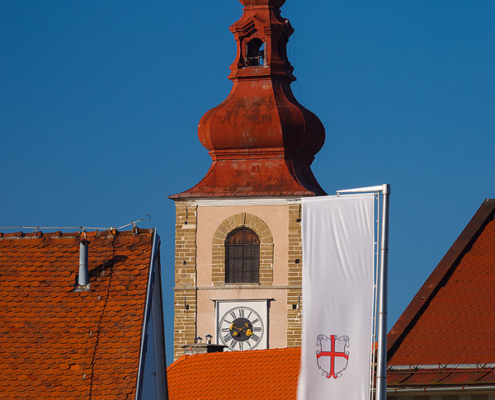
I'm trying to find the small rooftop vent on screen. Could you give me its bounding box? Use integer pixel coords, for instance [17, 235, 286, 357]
[75, 239, 90, 291]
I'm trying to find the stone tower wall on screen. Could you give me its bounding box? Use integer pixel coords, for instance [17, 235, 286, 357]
[173, 202, 198, 361]
[287, 203, 303, 347]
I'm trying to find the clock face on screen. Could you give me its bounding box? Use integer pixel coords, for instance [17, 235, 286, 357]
[218, 306, 264, 351]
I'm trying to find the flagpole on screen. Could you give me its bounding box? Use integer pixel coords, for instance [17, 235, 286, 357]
[336, 184, 390, 400]
[375, 184, 390, 400]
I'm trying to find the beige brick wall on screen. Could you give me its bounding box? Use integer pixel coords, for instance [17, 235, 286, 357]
[173, 202, 198, 360]
[287, 203, 303, 347]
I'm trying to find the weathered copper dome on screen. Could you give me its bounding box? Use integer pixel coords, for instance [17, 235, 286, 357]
[171, 0, 326, 198]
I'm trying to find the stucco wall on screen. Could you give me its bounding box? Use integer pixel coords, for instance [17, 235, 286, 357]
[195, 204, 290, 349]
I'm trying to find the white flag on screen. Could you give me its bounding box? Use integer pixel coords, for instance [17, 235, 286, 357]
[298, 194, 375, 400]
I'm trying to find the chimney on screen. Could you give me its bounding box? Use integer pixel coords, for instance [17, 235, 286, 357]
[182, 335, 226, 356]
[78, 239, 90, 288]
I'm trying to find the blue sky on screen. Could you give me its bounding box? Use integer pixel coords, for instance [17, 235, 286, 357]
[2, 0, 495, 367]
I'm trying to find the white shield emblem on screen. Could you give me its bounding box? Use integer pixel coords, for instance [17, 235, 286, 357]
[316, 334, 350, 379]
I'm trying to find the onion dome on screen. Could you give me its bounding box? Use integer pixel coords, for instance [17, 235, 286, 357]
[171, 0, 326, 198]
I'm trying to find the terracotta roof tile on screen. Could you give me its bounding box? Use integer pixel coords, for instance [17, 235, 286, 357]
[387, 200, 495, 387]
[167, 347, 301, 399]
[0, 229, 155, 399]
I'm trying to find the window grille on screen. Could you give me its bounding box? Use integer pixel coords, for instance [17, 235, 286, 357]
[225, 228, 260, 283]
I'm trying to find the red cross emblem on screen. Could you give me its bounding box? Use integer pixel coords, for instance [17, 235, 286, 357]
[316, 334, 350, 379]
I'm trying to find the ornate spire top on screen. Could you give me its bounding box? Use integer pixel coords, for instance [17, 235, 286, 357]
[171, 1, 326, 199]
[238, 0, 286, 6]
[229, 0, 294, 82]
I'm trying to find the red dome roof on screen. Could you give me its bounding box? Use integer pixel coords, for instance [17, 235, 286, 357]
[171, 0, 326, 199]
[198, 81, 325, 160]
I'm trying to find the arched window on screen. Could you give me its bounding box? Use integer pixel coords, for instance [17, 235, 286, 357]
[225, 228, 260, 283]
[245, 38, 265, 66]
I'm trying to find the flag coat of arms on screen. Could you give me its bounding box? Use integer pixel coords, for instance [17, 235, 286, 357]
[298, 194, 375, 400]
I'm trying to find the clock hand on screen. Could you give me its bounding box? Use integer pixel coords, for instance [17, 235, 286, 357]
[230, 322, 255, 338]
[230, 323, 248, 337]
[236, 323, 254, 336]
[230, 323, 243, 331]
[243, 323, 254, 334]
[236, 323, 249, 332]
[229, 323, 240, 336]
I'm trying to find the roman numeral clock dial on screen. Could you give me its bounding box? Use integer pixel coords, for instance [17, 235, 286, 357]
[219, 306, 264, 351]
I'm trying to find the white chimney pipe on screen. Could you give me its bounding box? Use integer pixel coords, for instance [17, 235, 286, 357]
[78, 239, 90, 286]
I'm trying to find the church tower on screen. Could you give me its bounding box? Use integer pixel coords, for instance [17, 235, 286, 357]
[170, 0, 326, 361]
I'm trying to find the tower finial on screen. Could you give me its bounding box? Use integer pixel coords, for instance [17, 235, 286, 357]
[238, 0, 286, 7]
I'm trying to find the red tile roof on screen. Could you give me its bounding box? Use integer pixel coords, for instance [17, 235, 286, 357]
[387, 366, 495, 387]
[0, 228, 155, 399]
[169, 158, 326, 199]
[387, 199, 495, 386]
[167, 347, 301, 399]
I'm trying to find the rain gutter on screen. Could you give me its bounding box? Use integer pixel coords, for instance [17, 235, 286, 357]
[388, 385, 495, 394]
[388, 364, 495, 394]
[388, 364, 495, 370]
